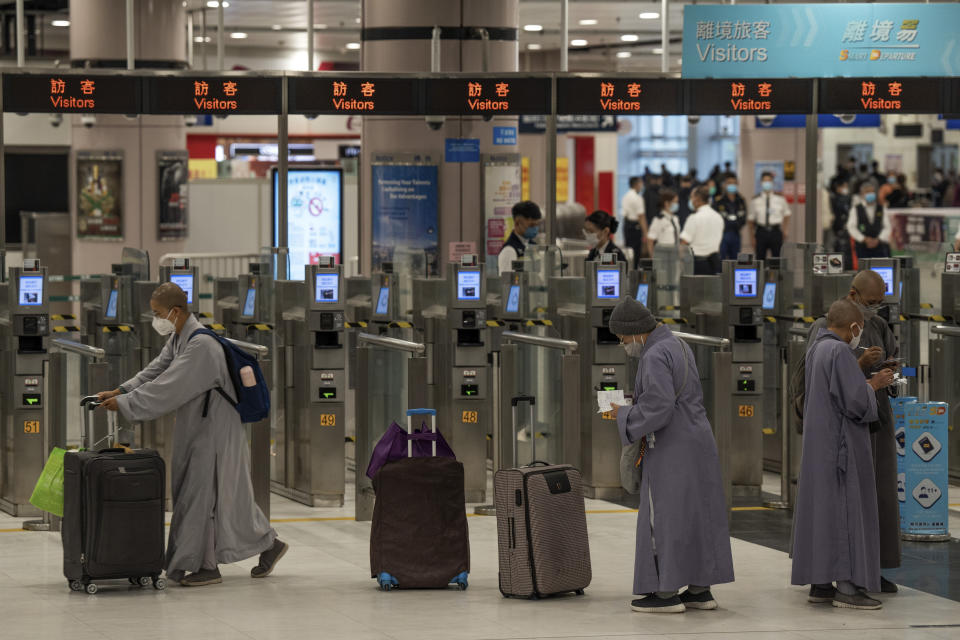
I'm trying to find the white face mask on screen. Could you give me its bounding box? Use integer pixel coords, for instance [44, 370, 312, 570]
[583, 230, 600, 247]
[848, 323, 862, 351]
[152, 309, 177, 336]
[622, 335, 646, 358]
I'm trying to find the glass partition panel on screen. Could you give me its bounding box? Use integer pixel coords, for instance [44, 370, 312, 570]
[358, 346, 412, 466]
[509, 340, 564, 466]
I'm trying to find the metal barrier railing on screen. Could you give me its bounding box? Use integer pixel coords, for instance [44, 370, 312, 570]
[501, 330, 579, 354]
[932, 324, 960, 338]
[357, 332, 427, 354]
[159, 252, 266, 314]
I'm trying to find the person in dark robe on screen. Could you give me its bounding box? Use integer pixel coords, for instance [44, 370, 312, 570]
[99, 283, 288, 586]
[609, 297, 734, 614]
[793, 299, 895, 610]
[808, 271, 902, 592]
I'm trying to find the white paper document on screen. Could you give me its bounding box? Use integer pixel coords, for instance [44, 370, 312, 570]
[596, 389, 626, 414]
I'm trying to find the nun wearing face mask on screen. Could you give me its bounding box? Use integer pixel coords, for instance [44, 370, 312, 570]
[792, 299, 895, 610]
[607, 297, 734, 614]
[95, 283, 286, 587]
[584, 209, 627, 263]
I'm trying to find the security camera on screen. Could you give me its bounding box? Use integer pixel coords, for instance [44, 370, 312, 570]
[836, 114, 857, 125]
[49, 113, 63, 128]
[184, 115, 199, 127]
[425, 115, 445, 131]
[304, 113, 319, 120]
[756, 114, 776, 127]
[687, 115, 701, 125]
[81, 114, 97, 128]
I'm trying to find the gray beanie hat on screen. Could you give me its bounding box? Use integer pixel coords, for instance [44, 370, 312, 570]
[608, 296, 657, 336]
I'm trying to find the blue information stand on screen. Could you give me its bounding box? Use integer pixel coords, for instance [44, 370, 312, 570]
[900, 401, 950, 541]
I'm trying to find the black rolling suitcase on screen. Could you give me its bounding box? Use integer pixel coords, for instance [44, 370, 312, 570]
[370, 409, 470, 591]
[62, 396, 167, 594]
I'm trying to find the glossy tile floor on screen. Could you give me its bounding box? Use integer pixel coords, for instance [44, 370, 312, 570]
[1, 474, 958, 640]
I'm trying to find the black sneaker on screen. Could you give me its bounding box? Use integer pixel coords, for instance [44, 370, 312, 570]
[808, 584, 836, 604]
[251, 539, 289, 578]
[880, 577, 898, 594]
[180, 568, 222, 587]
[679, 589, 718, 610]
[833, 590, 882, 610]
[630, 595, 686, 613]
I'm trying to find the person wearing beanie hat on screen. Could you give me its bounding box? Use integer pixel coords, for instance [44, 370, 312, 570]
[608, 297, 735, 614]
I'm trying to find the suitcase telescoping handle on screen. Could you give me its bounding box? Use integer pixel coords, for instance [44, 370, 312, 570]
[406, 408, 437, 458]
[511, 395, 536, 468]
[80, 395, 119, 451]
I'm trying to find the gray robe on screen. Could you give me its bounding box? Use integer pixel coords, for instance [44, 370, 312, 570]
[616, 325, 735, 595]
[117, 315, 275, 581]
[792, 329, 879, 591]
[809, 307, 900, 569]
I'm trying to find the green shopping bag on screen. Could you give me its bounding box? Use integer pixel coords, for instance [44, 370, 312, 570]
[29, 447, 66, 518]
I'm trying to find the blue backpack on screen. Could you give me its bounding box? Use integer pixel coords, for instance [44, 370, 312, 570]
[189, 329, 270, 424]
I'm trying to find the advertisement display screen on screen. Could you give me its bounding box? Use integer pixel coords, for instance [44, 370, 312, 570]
[457, 270, 481, 301]
[19, 276, 43, 306]
[375, 286, 390, 316]
[273, 168, 343, 280]
[762, 282, 777, 310]
[734, 268, 758, 298]
[596, 269, 620, 299]
[170, 273, 195, 305]
[506, 285, 521, 313]
[636, 283, 649, 307]
[242, 288, 256, 317]
[105, 289, 118, 319]
[872, 266, 895, 296]
[315, 273, 339, 303]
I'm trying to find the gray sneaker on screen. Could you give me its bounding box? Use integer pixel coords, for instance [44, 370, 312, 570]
[251, 539, 289, 578]
[833, 590, 882, 610]
[630, 595, 686, 613]
[180, 568, 222, 587]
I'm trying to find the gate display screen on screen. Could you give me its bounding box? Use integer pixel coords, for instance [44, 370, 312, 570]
[457, 271, 481, 301]
[636, 283, 649, 307]
[596, 269, 620, 299]
[315, 274, 339, 303]
[170, 273, 195, 305]
[105, 289, 119, 319]
[376, 287, 390, 316]
[242, 288, 257, 317]
[18, 276, 43, 306]
[762, 282, 777, 310]
[505, 285, 521, 313]
[734, 268, 758, 298]
[872, 266, 895, 296]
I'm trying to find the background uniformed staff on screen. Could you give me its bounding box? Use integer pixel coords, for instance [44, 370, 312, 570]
[748, 171, 791, 259]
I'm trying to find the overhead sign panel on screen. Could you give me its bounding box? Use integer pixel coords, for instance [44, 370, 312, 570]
[289, 76, 421, 115]
[682, 3, 960, 78]
[819, 77, 945, 114]
[145, 75, 282, 115]
[2, 73, 141, 114]
[557, 77, 683, 115]
[685, 78, 814, 115]
[425, 77, 551, 115]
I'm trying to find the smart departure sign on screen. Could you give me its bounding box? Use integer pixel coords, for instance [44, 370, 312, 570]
[425, 77, 551, 115]
[819, 78, 944, 114]
[557, 77, 683, 115]
[684, 78, 813, 114]
[2, 74, 141, 114]
[145, 76, 282, 115]
[289, 76, 421, 115]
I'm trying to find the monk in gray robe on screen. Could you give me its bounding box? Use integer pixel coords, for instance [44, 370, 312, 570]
[609, 297, 734, 614]
[99, 283, 288, 586]
[808, 271, 901, 593]
[793, 299, 895, 609]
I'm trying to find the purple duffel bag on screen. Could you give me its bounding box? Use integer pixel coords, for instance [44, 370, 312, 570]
[365, 421, 456, 480]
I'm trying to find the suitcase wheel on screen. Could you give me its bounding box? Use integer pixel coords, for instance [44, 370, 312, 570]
[138, 576, 152, 587]
[85, 583, 99, 595]
[377, 573, 398, 591]
[451, 572, 469, 591]
[69, 580, 83, 592]
[153, 577, 167, 591]
[576, 589, 585, 596]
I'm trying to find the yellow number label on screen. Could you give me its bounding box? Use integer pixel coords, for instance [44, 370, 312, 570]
[23, 421, 40, 434]
[601, 411, 616, 421]
[320, 414, 336, 427]
[738, 405, 755, 418]
[462, 411, 479, 424]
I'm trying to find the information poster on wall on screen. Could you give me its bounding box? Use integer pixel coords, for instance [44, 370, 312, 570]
[483, 160, 521, 268]
[157, 150, 189, 241]
[77, 151, 123, 240]
[556, 157, 570, 203]
[371, 163, 438, 272]
[273, 168, 343, 280]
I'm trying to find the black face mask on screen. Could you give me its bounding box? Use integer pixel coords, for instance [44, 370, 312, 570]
[876, 305, 891, 322]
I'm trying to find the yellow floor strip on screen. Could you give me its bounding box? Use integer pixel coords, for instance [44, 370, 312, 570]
[0, 528, 26, 533]
[731, 506, 774, 511]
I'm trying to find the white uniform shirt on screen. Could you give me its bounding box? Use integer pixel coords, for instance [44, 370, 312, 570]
[497, 233, 529, 275]
[748, 192, 791, 227]
[647, 210, 681, 246]
[679, 205, 724, 256]
[846, 197, 891, 243]
[620, 188, 645, 223]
